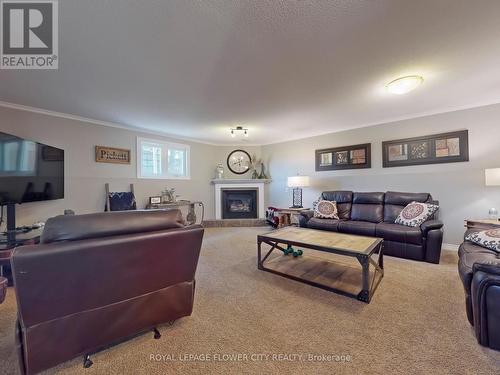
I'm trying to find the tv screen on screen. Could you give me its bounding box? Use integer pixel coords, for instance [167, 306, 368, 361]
[0, 131, 64, 205]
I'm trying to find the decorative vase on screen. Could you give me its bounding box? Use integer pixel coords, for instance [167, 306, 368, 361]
[215, 164, 224, 179]
[489, 208, 498, 220]
[258, 164, 268, 179]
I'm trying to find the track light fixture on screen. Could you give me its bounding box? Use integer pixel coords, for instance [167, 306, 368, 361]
[230, 126, 249, 138]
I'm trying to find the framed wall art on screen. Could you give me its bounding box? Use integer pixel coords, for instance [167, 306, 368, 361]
[382, 130, 469, 168]
[315, 143, 371, 171]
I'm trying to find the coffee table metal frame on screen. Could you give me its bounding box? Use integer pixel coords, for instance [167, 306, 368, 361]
[257, 229, 384, 303]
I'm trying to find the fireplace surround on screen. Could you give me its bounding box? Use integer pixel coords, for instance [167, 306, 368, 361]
[212, 179, 271, 220]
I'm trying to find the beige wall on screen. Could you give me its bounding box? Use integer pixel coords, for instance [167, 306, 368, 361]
[0, 106, 262, 226]
[261, 103, 500, 246]
[3, 103, 500, 245]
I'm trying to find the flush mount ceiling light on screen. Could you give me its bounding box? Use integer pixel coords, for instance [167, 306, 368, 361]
[386, 75, 424, 95]
[230, 126, 249, 138]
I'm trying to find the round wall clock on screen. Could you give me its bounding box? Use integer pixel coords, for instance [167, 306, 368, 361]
[227, 149, 251, 175]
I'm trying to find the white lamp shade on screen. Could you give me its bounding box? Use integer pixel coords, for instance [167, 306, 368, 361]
[485, 168, 500, 186]
[287, 175, 310, 188]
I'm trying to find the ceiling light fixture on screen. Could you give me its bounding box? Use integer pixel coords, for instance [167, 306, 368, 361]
[230, 126, 249, 138]
[386, 75, 424, 95]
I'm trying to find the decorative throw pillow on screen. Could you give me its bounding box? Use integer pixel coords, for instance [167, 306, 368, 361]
[395, 201, 439, 227]
[314, 200, 339, 219]
[466, 229, 500, 252]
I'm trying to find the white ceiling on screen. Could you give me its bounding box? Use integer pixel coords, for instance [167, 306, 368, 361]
[2, 0, 500, 145]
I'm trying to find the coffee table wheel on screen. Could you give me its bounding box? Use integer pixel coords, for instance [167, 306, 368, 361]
[292, 251, 299, 257]
[297, 249, 303, 256]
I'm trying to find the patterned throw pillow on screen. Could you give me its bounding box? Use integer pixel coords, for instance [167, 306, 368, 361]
[395, 201, 439, 227]
[466, 229, 500, 252]
[314, 200, 339, 219]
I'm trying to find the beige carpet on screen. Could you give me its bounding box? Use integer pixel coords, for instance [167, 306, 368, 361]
[1, 227, 500, 375]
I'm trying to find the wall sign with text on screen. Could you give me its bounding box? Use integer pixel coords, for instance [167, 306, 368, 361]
[95, 146, 131, 164]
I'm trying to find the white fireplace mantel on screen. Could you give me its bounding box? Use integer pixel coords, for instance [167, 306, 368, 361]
[211, 179, 271, 220]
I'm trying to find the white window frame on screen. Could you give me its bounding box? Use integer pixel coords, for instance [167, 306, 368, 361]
[137, 137, 190, 180]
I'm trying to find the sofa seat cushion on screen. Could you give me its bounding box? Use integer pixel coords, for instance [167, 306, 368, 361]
[338, 220, 376, 237]
[458, 241, 499, 291]
[306, 217, 340, 231]
[375, 223, 423, 245]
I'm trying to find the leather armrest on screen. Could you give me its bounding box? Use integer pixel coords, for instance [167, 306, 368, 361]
[298, 210, 314, 228]
[471, 270, 500, 349]
[420, 220, 443, 234]
[473, 260, 500, 277]
[300, 210, 314, 219]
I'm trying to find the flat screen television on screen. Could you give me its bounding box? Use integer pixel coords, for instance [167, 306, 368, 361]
[0, 131, 64, 232]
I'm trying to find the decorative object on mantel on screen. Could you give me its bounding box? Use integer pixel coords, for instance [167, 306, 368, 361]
[250, 155, 260, 179]
[249, 156, 269, 179]
[258, 163, 268, 179]
[382, 130, 469, 168]
[215, 163, 225, 179]
[227, 149, 251, 175]
[95, 146, 131, 164]
[315, 143, 371, 171]
[287, 175, 310, 208]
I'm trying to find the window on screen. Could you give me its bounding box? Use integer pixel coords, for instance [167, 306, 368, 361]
[137, 137, 190, 179]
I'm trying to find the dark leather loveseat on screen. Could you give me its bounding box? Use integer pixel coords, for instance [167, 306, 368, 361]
[11, 209, 204, 374]
[299, 191, 443, 263]
[458, 230, 500, 350]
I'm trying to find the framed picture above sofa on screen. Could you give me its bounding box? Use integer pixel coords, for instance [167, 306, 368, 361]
[315, 143, 371, 171]
[382, 130, 469, 168]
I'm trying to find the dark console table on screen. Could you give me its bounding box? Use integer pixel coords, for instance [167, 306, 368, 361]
[0, 228, 43, 285]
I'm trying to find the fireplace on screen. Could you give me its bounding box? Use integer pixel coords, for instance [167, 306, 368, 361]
[222, 189, 258, 219]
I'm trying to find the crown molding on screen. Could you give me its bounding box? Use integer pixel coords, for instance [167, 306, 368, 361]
[0, 100, 225, 146]
[1, 99, 500, 147]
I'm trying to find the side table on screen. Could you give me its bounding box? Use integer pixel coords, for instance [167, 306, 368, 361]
[145, 200, 204, 225]
[274, 208, 311, 228]
[464, 219, 500, 230]
[0, 228, 43, 286]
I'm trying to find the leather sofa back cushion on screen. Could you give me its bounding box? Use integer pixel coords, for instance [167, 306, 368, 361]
[41, 209, 185, 244]
[350, 192, 384, 223]
[384, 191, 431, 222]
[321, 191, 352, 220]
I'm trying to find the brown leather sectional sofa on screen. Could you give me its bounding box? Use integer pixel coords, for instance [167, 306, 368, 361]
[458, 230, 500, 350]
[11, 209, 204, 374]
[299, 191, 443, 263]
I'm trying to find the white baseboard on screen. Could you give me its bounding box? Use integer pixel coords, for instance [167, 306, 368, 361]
[442, 243, 460, 251]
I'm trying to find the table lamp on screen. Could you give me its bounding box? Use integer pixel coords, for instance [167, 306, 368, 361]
[287, 175, 310, 208]
[485, 168, 500, 220]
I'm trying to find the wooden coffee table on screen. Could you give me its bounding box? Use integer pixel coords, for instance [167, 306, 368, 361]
[257, 227, 384, 303]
